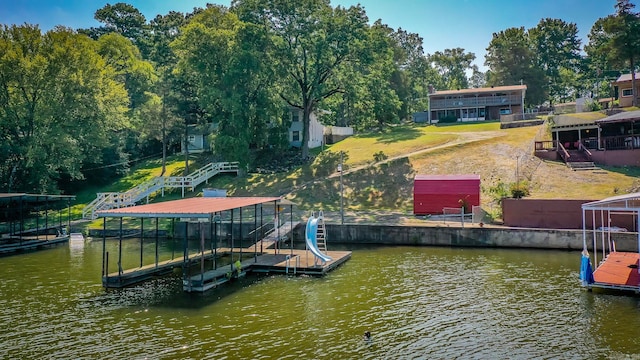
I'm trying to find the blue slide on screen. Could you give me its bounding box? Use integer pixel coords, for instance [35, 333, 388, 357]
[305, 216, 332, 264]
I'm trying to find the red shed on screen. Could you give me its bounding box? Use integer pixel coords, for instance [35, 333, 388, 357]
[413, 174, 480, 215]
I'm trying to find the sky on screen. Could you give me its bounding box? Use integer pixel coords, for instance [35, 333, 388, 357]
[0, 0, 631, 71]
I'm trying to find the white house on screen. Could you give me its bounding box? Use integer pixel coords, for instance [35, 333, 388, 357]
[288, 108, 325, 149]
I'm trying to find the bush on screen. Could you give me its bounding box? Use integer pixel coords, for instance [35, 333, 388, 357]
[373, 151, 388, 162]
[509, 181, 530, 199]
[437, 114, 458, 123]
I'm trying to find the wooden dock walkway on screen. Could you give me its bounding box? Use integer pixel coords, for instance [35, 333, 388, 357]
[246, 221, 299, 252]
[103, 249, 232, 288]
[0, 235, 69, 255]
[183, 249, 352, 292]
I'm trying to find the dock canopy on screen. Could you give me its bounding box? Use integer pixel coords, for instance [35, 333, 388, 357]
[581, 192, 640, 212]
[95, 196, 281, 219]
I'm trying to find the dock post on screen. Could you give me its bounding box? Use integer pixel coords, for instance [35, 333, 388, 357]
[155, 218, 159, 268]
[140, 218, 144, 267]
[230, 208, 234, 273]
[254, 204, 258, 262]
[118, 217, 123, 275]
[214, 213, 218, 270]
[102, 217, 107, 278]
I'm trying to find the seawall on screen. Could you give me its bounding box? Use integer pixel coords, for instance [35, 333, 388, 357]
[294, 223, 638, 252]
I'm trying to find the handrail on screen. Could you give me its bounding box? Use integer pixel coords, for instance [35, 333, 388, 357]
[83, 161, 240, 219]
[557, 142, 570, 162]
[578, 141, 592, 157]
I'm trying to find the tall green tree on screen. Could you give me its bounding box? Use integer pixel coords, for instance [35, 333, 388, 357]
[232, 0, 370, 159]
[81, 2, 150, 56]
[485, 27, 547, 106]
[586, 0, 640, 106]
[173, 5, 284, 169]
[148, 11, 188, 175]
[0, 25, 128, 193]
[429, 47, 475, 90]
[529, 18, 582, 105]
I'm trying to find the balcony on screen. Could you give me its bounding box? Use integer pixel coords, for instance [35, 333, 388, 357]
[430, 95, 522, 110]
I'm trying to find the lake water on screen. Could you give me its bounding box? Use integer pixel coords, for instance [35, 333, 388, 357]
[1, 239, 640, 359]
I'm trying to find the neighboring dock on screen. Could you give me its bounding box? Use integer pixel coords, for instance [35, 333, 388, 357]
[0, 193, 75, 255]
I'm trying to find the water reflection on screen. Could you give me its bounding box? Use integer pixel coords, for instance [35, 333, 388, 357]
[0, 241, 639, 359]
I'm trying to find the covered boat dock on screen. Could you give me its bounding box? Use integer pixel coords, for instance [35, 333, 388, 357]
[96, 197, 350, 292]
[0, 193, 75, 255]
[580, 192, 640, 293]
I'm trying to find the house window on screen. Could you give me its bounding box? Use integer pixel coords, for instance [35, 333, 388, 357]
[187, 135, 196, 144]
[499, 108, 511, 115]
[622, 88, 633, 97]
[292, 111, 300, 122]
[292, 131, 300, 142]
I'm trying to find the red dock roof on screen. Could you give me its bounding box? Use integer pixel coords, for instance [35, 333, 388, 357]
[96, 197, 282, 218]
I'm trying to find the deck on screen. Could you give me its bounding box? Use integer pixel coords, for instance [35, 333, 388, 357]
[183, 249, 352, 292]
[592, 252, 640, 292]
[0, 235, 69, 255]
[103, 249, 233, 288]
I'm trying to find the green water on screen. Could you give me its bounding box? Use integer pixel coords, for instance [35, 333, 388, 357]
[1, 239, 640, 359]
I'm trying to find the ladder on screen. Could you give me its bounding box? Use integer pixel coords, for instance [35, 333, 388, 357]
[315, 210, 327, 252]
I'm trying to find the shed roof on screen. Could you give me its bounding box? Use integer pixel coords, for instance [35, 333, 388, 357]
[96, 196, 281, 218]
[415, 174, 480, 181]
[582, 192, 640, 211]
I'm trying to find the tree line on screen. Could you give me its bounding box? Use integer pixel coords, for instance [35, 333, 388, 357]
[0, 0, 638, 194]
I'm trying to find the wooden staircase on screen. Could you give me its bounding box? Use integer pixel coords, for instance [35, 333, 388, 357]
[565, 150, 598, 171]
[82, 162, 239, 219]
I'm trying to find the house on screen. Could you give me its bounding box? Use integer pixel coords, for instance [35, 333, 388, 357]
[426, 85, 527, 123]
[181, 124, 212, 154]
[534, 110, 640, 167]
[288, 107, 325, 149]
[612, 73, 640, 108]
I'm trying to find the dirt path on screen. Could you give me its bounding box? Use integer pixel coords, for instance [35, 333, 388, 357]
[284, 130, 506, 196]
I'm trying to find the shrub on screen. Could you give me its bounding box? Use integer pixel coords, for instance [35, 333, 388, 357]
[509, 181, 530, 199]
[437, 114, 458, 123]
[373, 151, 388, 162]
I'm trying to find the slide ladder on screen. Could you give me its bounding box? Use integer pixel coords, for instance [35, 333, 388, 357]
[305, 211, 332, 265]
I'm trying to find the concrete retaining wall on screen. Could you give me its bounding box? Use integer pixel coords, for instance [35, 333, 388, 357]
[293, 224, 638, 252]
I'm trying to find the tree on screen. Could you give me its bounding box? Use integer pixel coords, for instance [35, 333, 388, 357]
[81, 3, 150, 56]
[586, 0, 640, 107]
[529, 18, 582, 105]
[148, 11, 188, 175]
[485, 27, 547, 106]
[96, 33, 156, 111]
[429, 47, 476, 90]
[233, 0, 370, 159]
[0, 25, 129, 193]
[173, 5, 284, 169]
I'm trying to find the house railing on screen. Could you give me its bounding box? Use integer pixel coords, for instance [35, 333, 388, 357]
[557, 142, 570, 162]
[82, 162, 239, 219]
[534, 140, 556, 151]
[602, 135, 640, 150]
[430, 95, 522, 109]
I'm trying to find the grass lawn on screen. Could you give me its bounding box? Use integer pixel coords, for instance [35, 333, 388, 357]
[75, 120, 640, 227]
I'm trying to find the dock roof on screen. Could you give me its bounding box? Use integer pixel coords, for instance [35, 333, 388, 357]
[96, 196, 282, 218]
[582, 192, 640, 211]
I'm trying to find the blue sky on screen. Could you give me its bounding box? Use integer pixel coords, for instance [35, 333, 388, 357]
[0, 0, 629, 70]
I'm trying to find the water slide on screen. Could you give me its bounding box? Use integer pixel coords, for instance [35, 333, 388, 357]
[305, 216, 332, 264]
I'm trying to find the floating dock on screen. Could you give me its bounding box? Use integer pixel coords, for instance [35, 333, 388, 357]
[183, 249, 352, 292]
